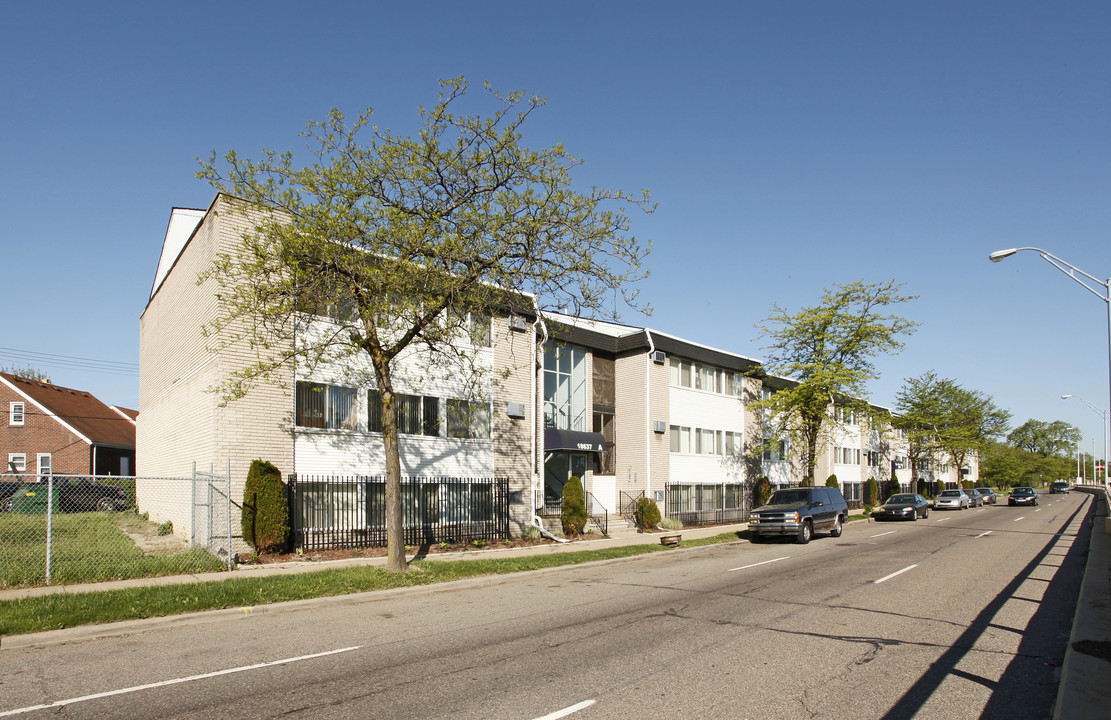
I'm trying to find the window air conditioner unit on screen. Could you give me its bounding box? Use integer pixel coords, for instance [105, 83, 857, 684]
[651, 350, 666, 364]
[506, 402, 527, 419]
[508, 315, 528, 332]
[652, 420, 667, 434]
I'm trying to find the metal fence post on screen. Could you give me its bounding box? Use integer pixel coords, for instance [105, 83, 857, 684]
[226, 459, 232, 570]
[45, 469, 54, 584]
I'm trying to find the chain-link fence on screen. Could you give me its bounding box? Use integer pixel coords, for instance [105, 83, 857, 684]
[0, 468, 232, 589]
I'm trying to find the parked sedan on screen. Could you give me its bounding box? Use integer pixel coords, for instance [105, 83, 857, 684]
[1009, 486, 1039, 506]
[1, 478, 127, 513]
[935, 489, 970, 510]
[966, 488, 984, 508]
[873, 493, 929, 521]
[975, 487, 997, 505]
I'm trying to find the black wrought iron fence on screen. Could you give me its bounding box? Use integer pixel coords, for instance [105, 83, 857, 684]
[287, 475, 510, 550]
[618, 490, 644, 517]
[665, 482, 747, 526]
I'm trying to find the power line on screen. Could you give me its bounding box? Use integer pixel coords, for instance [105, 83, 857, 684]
[0, 347, 138, 377]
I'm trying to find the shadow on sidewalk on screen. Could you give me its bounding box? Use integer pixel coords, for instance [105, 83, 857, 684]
[881, 500, 1091, 720]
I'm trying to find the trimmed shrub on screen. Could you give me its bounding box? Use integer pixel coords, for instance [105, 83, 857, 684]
[916, 478, 928, 497]
[934, 479, 946, 497]
[800, 476, 813, 487]
[242, 459, 290, 553]
[659, 516, 683, 531]
[634, 496, 662, 531]
[561, 476, 588, 536]
[883, 477, 900, 500]
[825, 474, 840, 488]
[753, 477, 772, 508]
[864, 477, 879, 506]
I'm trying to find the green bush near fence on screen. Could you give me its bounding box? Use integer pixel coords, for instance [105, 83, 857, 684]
[241, 460, 289, 554]
[0, 512, 223, 588]
[561, 476, 588, 537]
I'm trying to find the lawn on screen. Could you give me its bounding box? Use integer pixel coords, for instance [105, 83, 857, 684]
[0, 511, 225, 588]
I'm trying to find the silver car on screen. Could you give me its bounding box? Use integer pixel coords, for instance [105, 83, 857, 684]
[935, 489, 970, 510]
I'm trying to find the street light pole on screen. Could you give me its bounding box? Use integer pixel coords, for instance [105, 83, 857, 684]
[1061, 394, 1108, 486]
[991, 247, 1111, 495]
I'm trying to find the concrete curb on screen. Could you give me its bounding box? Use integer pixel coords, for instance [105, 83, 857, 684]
[1054, 487, 1111, 720]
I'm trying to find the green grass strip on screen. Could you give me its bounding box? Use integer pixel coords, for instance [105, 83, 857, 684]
[0, 531, 746, 636]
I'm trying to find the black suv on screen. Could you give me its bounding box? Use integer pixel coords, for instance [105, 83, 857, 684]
[748, 486, 849, 544]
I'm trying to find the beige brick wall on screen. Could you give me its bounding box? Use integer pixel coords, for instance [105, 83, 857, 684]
[612, 350, 670, 500]
[493, 315, 538, 532]
[138, 195, 293, 542]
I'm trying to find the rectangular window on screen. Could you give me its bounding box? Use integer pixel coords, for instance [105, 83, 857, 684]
[328, 386, 358, 430]
[543, 342, 587, 431]
[669, 425, 691, 454]
[296, 382, 357, 430]
[763, 439, 787, 462]
[296, 382, 327, 428]
[469, 312, 491, 347]
[10, 401, 24, 426]
[724, 431, 743, 457]
[368, 390, 383, 432]
[669, 357, 692, 388]
[696, 428, 718, 455]
[37, 453, 52, 475]
[8, 453, 26, 472]
[397, 394, 423, 435]
[447, 399, 490, 439]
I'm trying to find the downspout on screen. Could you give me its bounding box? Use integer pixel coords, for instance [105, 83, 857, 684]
[530, 307, 567, 542]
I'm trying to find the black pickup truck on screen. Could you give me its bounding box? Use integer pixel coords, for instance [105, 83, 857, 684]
[748, 486, 849, 544]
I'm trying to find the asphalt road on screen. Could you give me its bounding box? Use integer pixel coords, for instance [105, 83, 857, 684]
[0, 492, 1091, 720]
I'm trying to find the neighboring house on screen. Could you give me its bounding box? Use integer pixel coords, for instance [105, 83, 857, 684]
[0, 372, 136, 477]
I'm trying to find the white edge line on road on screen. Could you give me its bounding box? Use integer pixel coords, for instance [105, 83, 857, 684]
[728, 556, 790, 572]
[870, 530, 897, 538]
[975, 531, 993, 538]
[1014, 517, 1025, 522]
[535, 699, 597, 720]
[874, 564, 918, 584]
[0, 646, 362, 717]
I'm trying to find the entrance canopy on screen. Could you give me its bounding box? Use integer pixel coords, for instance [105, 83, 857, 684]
[544, 428, 606, 453]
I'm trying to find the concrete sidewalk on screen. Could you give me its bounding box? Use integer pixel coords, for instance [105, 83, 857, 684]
[1054, 487, 1111, 720]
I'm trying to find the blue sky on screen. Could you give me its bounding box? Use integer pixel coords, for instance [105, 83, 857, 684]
[3, 1, 1110, 455]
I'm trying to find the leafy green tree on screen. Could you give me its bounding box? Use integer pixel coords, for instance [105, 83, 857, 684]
[755, 280, 917, 482]
[198, 78, 652, 571]
[930, 379, 1010, 481]
[1007, 419, 1080, 458]
[0, 365, 50, 382]
[893, 372, 945, 480]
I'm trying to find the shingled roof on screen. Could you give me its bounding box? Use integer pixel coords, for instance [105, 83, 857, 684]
[1, 372, 135, 448]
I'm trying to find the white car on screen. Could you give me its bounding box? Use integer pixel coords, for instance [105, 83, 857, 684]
[935, 489, 970, 510]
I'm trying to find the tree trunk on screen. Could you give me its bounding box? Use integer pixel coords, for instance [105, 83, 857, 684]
[369, 349, 408, 572]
